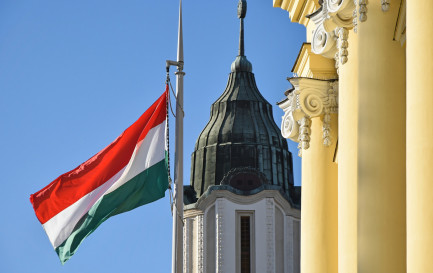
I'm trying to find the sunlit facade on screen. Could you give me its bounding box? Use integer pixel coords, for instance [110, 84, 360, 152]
[275, 0, 433, 272]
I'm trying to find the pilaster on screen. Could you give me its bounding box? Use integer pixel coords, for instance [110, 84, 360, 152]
[356, 1, 406, 271]
[276, 1, 408, 272]
[184, 218, 193, 273]
[266, 198, 275, 273]
[279, 76, 338, 273]
[285, 216, 294, 273]
[216, 198, 225, 273]
[197, 214, 205, 273]
[406, 1, 433, 272]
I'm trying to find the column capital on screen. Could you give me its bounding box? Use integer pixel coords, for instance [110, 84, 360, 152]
[278, 77, 338, 156]
[309, 0, 368, 68]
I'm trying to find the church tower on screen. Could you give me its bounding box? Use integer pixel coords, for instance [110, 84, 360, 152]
[183, 1, 301, 272]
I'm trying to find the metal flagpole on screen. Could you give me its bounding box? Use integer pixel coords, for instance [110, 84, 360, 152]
[167, 0, 184, 272]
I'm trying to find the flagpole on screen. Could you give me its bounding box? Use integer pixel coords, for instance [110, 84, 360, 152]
[169, 0, 184, 272]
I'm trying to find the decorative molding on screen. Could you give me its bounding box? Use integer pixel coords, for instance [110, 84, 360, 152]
[323, 112, 332, 146]
[286, 216, 295, 273]
[292, 43, 338, 79]
[358, 0, 368, 22]
[334, 51, 340, 74]
[381, 0, 390, 12]
[273, 0, 319, 27]
[326, 0, 356, 27]
[327, 81, 339, 113]
[266, 198, 275, 273]
[323, 81, 338, 146]
[220, 167, 270, 191]
[216, 198, 225, 273]
[197, 214, 205, 273]
[189, 188, 301, 219]
[184, 218, 192, 273]
[308, 0, 372, 64]
[312, 24, 338, 59]
[353, 5, 358, 33]
[184, 209, 203, 218]
[279, 78, 338, 156]
[298, 116, 311, 157]
[338, 28, 349, 64]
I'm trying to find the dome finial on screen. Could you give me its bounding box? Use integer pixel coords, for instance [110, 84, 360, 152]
[238, 0, 247, 56]
[231, 0, 252, 72]
[238, 0, 247, 19]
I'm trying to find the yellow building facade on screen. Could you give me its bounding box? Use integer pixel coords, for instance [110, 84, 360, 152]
[275, 0, 433, 272]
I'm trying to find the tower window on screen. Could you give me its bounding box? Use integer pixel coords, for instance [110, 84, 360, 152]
[237, 211, 255, 273]
[240, 216, 251, 273]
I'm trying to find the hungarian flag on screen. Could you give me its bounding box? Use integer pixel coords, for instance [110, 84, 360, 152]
[30, 89, 169, 264]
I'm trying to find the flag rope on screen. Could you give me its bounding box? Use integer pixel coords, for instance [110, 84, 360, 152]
[165, 75, 184, 226]
[168, 77, 185, 117]
[165, 81, 173, 190]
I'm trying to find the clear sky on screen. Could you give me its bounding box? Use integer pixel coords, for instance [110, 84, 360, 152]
[0, 1, 305, 272]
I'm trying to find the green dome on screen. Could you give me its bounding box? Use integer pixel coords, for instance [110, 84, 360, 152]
[189, 62, 295, 198]
[186, 0, 299, 206]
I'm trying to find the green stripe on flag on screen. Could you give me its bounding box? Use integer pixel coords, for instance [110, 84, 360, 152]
[55, 159, 169, 264]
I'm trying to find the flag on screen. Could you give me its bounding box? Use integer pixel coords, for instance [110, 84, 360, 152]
[30, 89, 169, 264]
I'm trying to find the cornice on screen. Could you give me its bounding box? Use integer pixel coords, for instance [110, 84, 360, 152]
[184, 209, 203, 218]
[292, 43, 338, 79]
[273, 0, 320, 26]
[184, 186, 301, 218]
[279, 77, 338, 156]
[292, 43, 312, 73]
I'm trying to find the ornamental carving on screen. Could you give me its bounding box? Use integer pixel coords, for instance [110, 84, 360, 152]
[298, 117, 312, 157]
[358, 0, 368, 21]
[266, 198, 275, 273]
[220, 167, 269, 191]
[338, 28, 349, 64]
[312, 24, 337, 59]
[381, 0, 390, 12]
[197, 214, 205, 273]
[183, 219, 192, 273]
[216, 199, 225, 272]
[279, 78, 338, 156]
[353, 7, 358, 33]
[310, 0, 367, 65]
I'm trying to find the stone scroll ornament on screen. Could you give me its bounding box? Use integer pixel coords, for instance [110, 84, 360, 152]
[281, 80, 338, 157]
[310, 0, 369, 68]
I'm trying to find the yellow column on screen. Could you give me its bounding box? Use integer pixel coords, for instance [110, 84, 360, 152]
[357, 1, 406, 272]
[407, 1, 433, 272]
[338, 30, 358, 273]
[301, 114, 338, 273]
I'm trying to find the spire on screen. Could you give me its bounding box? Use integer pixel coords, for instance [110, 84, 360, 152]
[231, 0, 252, 72]
[238, 0, 246, 56]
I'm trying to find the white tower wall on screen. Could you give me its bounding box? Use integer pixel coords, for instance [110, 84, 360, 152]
[184, 190, 300, 273]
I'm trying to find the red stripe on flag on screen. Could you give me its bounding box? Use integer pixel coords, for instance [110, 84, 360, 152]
[30, 91, 167, 224]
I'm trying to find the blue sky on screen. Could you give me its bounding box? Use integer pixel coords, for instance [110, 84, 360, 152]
[0, 1, 304, 272]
